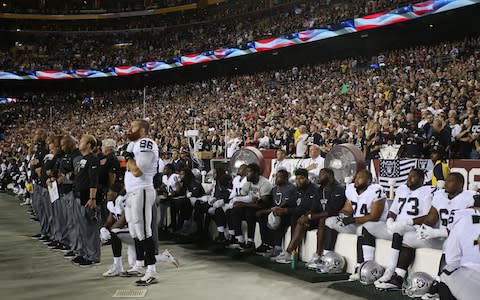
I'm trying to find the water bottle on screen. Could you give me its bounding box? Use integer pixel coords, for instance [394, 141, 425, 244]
[291, 250, 297, 270]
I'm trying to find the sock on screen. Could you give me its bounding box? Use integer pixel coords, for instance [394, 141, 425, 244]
[395, 268, 407, 278]
[114, 257, 122, 267]
[323, 249, 331, 254]
[228, 230, 235, 236]
[127, 245, 136, 267]
[397, 246, 415, 278]
[389, 249, 400, 270]
[147, 264, 156, 273]
[362, 245, 375, 262]
[217, 226, 225, 233]
[136, 260, 145, 267]
[356, 236, 365, 264]
[247, 238, 254, 243]
[236, 235, 245, 243]
[390, 233, 403, 270]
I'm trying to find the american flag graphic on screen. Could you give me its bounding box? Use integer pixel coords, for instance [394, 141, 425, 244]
[379, 159, 418, 190]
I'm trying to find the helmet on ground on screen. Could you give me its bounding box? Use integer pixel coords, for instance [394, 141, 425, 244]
[316, 252, 346, 274]
[402, 272, 434, 298]
[358, 261, 385, 285]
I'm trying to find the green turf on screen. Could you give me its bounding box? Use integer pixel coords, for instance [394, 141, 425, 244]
[329, 281, 411, 300]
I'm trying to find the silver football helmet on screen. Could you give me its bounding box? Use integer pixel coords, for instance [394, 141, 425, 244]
[359, 261, 385, 285]
[315, 252, 346, 274]
[402, 272, 434, 298]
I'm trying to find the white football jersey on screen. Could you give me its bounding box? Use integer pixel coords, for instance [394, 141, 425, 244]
[390, 185, 433, 221]
[346, 183, 388, 220]
[162, 173, 180, 195]
[230, 175, 247, 199]
[444, 208, 480, 270]
[432, 190, 475, 229]
[124, 138, 159, 193]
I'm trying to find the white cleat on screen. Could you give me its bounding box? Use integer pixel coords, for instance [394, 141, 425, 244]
[162, 249, 180, 268]
[273, 251, 292, 264]
[135, 269, 158, 286]
[121, 265, 145, 277]
[374, 268, 395, 287]
[102, 264, 124, 277]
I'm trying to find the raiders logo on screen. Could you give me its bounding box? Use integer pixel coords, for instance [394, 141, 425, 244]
[296, 198, 302, 206]
[417, 159, 428, 170]
[384, 160, 395, 176]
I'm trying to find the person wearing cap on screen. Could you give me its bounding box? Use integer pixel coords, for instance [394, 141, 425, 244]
[428, 145, 450, 188]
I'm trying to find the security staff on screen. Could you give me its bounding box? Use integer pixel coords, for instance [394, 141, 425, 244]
[30, 129, 49, 240]
[72, 134, 100, 266]
[56, 135, 82, 255]
[98, 138, 120, 223]
[428, 145, 450, 187]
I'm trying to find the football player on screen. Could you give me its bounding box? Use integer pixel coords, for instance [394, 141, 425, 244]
[323, 169, 387, 280]
[158, 163, 181, 232]
[123, 119, 159, 286]
[229, 163, 272, 252]
[378, 172, 475, 290]
[362, 168, 433, 287]
[437, 194, 480, 300]
[101, 183, 179, 277]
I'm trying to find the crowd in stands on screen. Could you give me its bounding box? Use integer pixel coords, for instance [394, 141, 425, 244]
[1, 37, 480, 167]
[0, 0, 413, 72]
[0, 0, 197, 14]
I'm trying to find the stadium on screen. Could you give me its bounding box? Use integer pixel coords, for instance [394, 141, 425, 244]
[0, 0, 479, 299]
